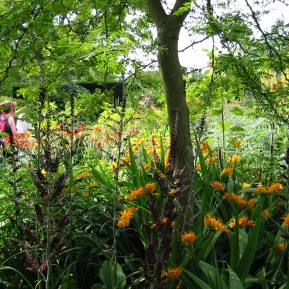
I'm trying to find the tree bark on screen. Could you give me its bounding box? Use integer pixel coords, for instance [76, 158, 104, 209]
[146, 0, 194, 229]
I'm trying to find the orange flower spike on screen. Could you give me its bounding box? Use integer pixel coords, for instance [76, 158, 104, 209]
[126, 187, 145, 201]
[204, 213, 230, 233]
[181, 231, 197, 244]
[211, 181, 225, 191]
[117, 206, 138, 228]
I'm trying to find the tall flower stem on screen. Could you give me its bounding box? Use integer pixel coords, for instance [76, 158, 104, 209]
[112, 70, 127, 264]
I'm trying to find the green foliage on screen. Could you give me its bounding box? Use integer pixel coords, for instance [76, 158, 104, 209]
[99, 261, 126, 289]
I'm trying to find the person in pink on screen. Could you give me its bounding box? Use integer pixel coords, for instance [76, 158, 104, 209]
[1, 100, 21, 135]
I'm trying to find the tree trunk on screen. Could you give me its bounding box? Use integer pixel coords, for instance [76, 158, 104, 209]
[146, 0, 194, 229]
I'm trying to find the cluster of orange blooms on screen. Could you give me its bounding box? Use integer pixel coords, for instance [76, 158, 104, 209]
[229, 216, 255, 228]
[117, 206, 138, 229]
[125, 183, 156, 202]
[161, 267, 182, 282]
[222, 193, 255, 209]
[256, 183, 284, 194]
[204, 213, 230, 233]
[211, 181, 225, 191]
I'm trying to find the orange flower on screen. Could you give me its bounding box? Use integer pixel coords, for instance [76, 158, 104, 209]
[78, 171, 92, 179]
[207, 156, 216, 164]
[144, 163, 151, 170]
[222, 193, 231, 200]
[229, 216, 255, 227]
[147, 148, 154, 155]
[228, 154, 240, 163]
[242, 182, 250, 189]
[169, 189, 176, 195]
[211, 181, 225, 191]
[275, 203, 283, 210]
[161, 267, 182, 282]
[229, 219, 236, 228]
[262, 209, 270, 218]
[239, 216, 255, 227]
[139, 138, 146, 144]
[89, 181, 98, 187]
[204, 213, 230, 233]
[256, 185, 266, 193]
[162, 218, 168, 224]
[181, 231, 197, 244]
[222, 167, 233, 176]
[282, 213, 289, 227]
[234, 140, 241, 148]
[19, 131, 30, 138]
[117, 206, 138, 228]
[277, 242, 285, 250]
[230, 193, 247, 207]
[267, 182, 283, 193]
[222, 193, 247, 207]
[196, 164, 201, 171]
[247, 198, 255, 209]
[132, 146, 138, 153]
[201, 141, 210, 154]
[126, 187, 145, 201]
[145, 183, 156, 192]
[123, 155, 130, 163]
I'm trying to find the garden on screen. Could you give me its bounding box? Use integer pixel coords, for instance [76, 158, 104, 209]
[1, 1, 289, 289]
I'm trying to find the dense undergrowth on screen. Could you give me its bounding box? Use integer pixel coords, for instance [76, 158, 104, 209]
[1, 96, 289, 289]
